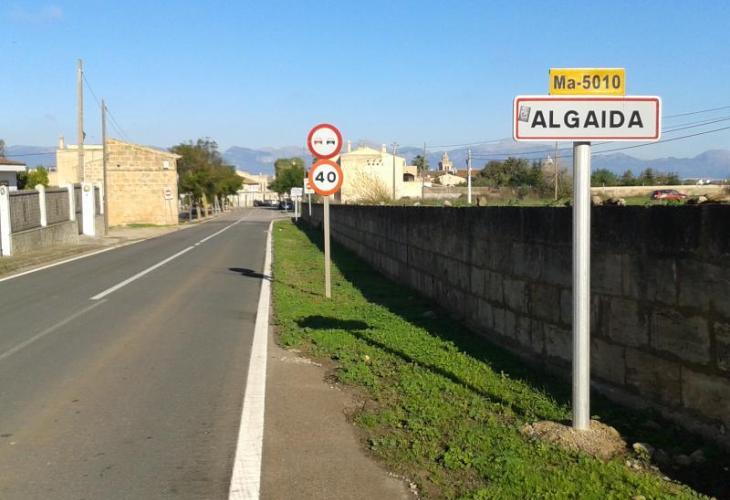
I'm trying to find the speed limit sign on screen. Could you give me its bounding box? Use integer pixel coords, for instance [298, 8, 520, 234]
[307, 123, 343, 159]
[308, 160, 343, 196]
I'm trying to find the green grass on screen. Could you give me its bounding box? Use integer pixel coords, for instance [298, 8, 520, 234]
[271, 220, 718, 499]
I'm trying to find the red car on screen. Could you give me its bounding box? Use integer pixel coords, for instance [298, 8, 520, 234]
[650, 189, 688, 201]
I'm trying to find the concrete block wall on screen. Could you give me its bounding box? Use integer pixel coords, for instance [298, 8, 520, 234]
[46, 189, 70, 225]
[9, 191, 42, 232]
[303, 205, 730, 448]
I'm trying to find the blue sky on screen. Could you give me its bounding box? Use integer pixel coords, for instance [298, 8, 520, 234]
[2, 0, 730, 158]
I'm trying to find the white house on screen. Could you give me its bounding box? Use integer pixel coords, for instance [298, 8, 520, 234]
[0, 157, 27, 191]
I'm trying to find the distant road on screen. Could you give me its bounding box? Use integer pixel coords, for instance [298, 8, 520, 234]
[0, 209, 278, 499]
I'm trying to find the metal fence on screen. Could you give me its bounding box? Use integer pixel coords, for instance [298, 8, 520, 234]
[9, 190, 42, 232]
[46, 188, 70, 225]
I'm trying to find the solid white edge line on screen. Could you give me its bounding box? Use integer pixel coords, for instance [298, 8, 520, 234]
[0, 244, 134, 284]
[228, 220, 273, 500]
[0, 299, 107, 362]
[90, 246, 194, 300]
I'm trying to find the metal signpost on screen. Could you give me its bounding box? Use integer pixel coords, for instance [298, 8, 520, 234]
[290, 187, 303, 221]
[307, 124, 344, 299]
[514, 70, 661, 430]
[303, 176, 314, 216]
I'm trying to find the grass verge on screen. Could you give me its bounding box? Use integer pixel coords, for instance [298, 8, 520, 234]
[271, 220, 719, 499]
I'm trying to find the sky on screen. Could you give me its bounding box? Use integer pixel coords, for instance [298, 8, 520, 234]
[2, 0, 730, 159]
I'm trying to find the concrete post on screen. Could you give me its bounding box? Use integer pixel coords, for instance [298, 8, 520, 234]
[65, 184, 76, 221]
[96, 182, 104, 214]
[0, 186, 12, 256]
[36, 184, 47, 227]
[81, 182, 96, 236]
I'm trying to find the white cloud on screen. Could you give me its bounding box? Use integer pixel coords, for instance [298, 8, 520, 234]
[8, 4, 64, 23]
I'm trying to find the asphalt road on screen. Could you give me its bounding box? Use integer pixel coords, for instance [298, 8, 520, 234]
[0, 209, 279, 499]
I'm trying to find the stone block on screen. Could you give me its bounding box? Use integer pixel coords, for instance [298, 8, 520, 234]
[544, 323, 571, 362]
[560, 288, 572, 326]
[625, 348, 681, 407]
[681, 369, 730, 427]
[484, 270, 503, 303]
[528, 283, 561, 323]
[651, 307, 710, 365]
[713, 322, 730, 372]
[542, 245, 571, 287]
[470, 267, 486, 296]
[607, 297, 649, 347]
[511, 242, 544, 280]
[531, 320, 545, 354]
[492, 306, 506, 336]
[476, 299, 493, 331]
[514, 315, 531, 347]
[592, 253, 623, 296]
[503, 278, 527, 313]
[591, 338, 625, 386]
[644, 258, 677, 305]
[678, 260, 730, 317]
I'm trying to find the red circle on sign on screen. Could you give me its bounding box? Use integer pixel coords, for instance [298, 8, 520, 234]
[307, 123, 343, 159]
[308, 160, 343, 196]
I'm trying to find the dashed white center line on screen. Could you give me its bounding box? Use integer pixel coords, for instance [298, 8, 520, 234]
[90, 216, 247, 301]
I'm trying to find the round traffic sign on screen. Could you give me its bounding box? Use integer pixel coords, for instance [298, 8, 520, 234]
[307, 123, 343, 159]
[308, 160, 343, 196]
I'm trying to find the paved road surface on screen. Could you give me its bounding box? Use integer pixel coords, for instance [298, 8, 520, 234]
[0, 209, 277, 499]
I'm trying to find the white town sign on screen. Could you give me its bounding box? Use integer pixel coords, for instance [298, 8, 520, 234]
[513, 96, 661, 141]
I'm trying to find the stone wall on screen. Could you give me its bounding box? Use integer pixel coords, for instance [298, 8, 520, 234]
[303, 205, 730, 448]
[9, 191, 42, 232]
[11, 220, 79, 254]
[106, 139, 179, 226]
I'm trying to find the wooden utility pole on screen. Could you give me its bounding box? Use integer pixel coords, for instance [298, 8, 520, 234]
[554, 141, 560, 200]
[102, 99, 108, 234]
[391, 143, 398, 201]
[77, 59, 85, 183]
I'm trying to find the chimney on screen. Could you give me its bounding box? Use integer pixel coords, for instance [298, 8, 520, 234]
[347, 140, 351, 153]
[58, 135, 65, 149]
[381, 144, 386, 154]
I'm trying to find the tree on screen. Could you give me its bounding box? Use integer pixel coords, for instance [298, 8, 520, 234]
[269, 158, 305, 195]
[170, 138, 243, 215]
[639, 168, 656, 185]
[620, 169, 636, 186]
[478, 157, 536, 187]
[591, 169, 619, 187]
[0, 139, 5, 157]
[413, 154, 429, 174]
[17, 166, 49, 190]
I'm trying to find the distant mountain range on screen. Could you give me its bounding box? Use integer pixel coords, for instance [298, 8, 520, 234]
[6, 141, 730, 180]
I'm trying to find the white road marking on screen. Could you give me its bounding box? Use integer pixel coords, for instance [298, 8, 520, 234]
[229, 221, 273, 500]
[0, 244, 136, 284]
[90, 246, 194, 300]
[0, 300, 107, 362]
[90, 216, 248, 301]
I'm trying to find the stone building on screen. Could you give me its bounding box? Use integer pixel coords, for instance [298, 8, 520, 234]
[438, 152, 455, 173]
[54, 138, 180, 226]
[335, 143, 422, 202]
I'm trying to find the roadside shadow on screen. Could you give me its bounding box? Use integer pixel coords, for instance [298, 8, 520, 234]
[229, 267, 271, 281]
[294, 221, 729, 498]
[297, 315, 370, 331]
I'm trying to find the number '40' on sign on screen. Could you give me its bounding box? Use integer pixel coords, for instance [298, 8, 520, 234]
[308, 160, 344, 196]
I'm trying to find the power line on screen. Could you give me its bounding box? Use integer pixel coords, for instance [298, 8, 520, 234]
[82, 73, 131, 142]
[427, 103, 730, 152]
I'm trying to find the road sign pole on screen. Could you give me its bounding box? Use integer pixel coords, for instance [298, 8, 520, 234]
[572, 140, 591, 430]
[324, 195, 332, 299]
[308, 194, 312, 216]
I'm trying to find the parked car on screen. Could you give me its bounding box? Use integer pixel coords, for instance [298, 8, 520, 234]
[650, 189, 688, 201]
[279, 199, 293, 210]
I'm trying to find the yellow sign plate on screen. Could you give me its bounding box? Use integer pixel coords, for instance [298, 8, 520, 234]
[549, 68, 625, 95]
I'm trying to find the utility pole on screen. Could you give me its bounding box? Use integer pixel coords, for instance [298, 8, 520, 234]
[77, 59, 84, 183]
[554, 141, 560, 200]
[391, 143, 398, 201]
[102, 99, 108, 234]
[421, 142, 426, 200]
[467, 148, 473, 205]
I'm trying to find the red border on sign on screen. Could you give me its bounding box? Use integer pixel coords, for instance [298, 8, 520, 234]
[307, 123, 343, 159]
[308, 159, 344, 196]
[513, 96, 661, 141]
